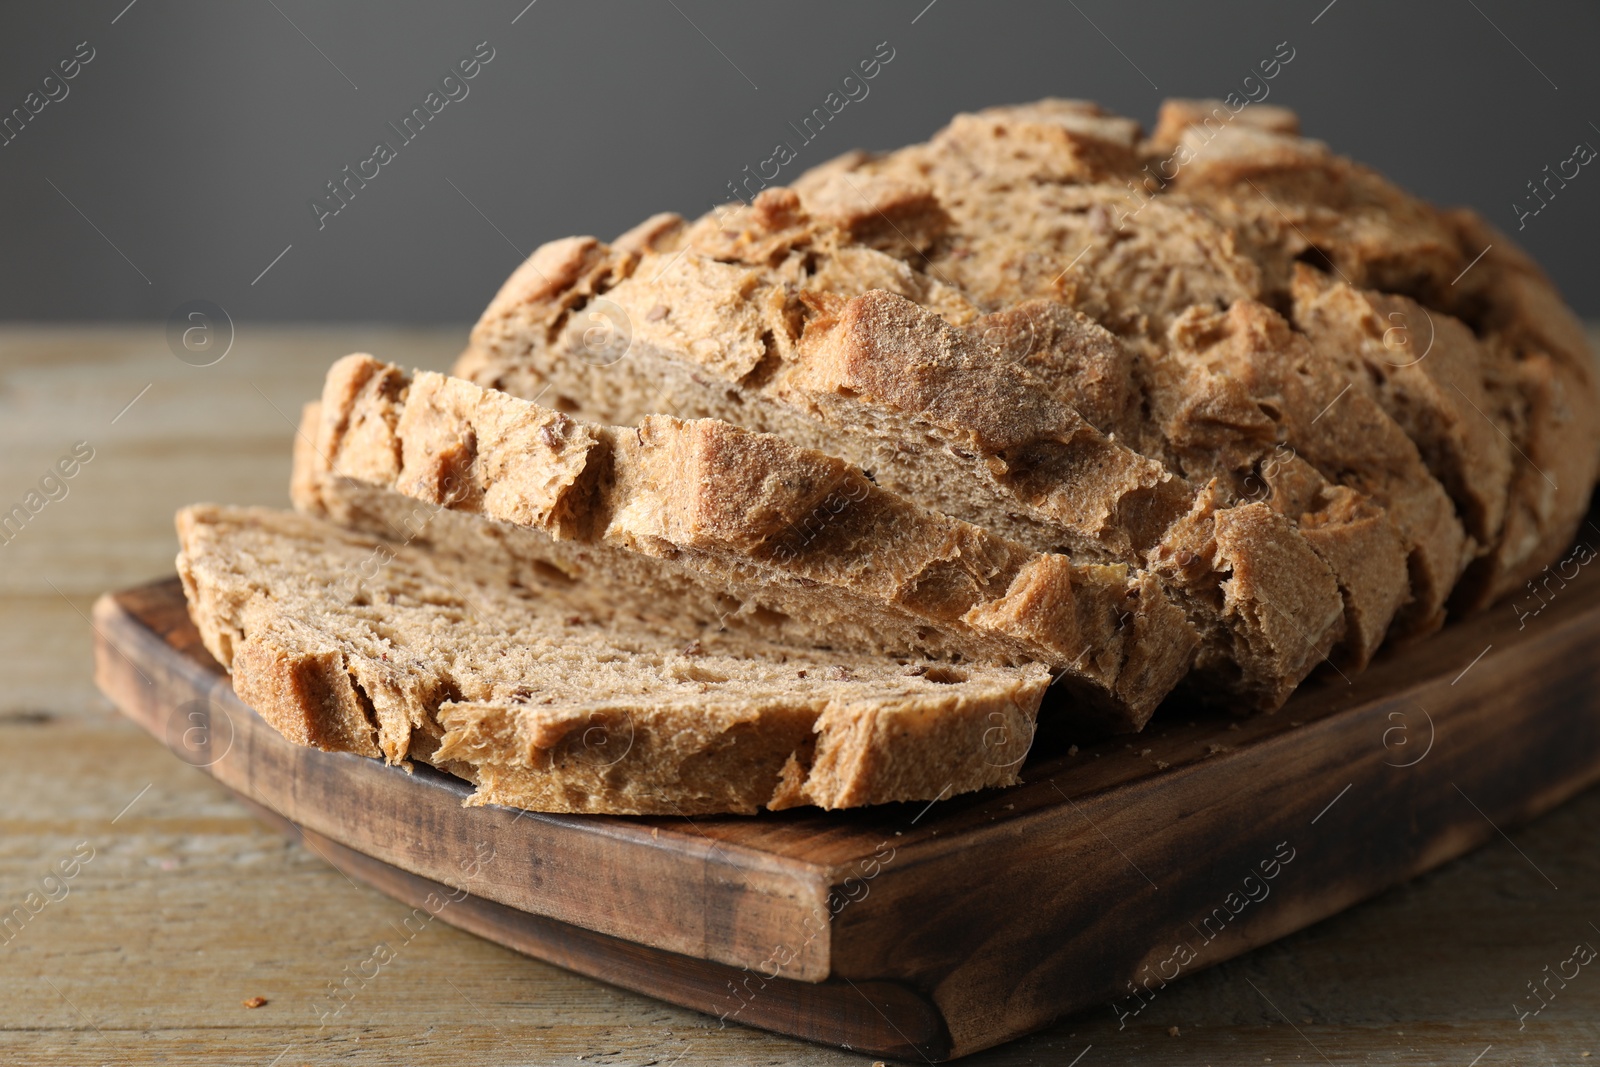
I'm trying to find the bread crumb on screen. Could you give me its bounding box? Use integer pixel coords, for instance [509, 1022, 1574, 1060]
[1228, 722, 1241, 731]
[902, 664, 928, 677]
[1289, 721, 1303, 727]
[646, 304, 669, 321]
[826, 665, 852, 681]
[681, 640, 704, 656]
[564, 614, 584, 626]
[1140, 748, 1152, 757]
[1155, 760, 1170, 770]
[1168, 1025, 1180, 1037]
[1067, 745, 1079, 756]
[242, 996, 268, 1009]
[796, 669, 807, 678]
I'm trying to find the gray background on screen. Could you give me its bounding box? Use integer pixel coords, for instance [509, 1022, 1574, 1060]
[2, 0, 1597, 321]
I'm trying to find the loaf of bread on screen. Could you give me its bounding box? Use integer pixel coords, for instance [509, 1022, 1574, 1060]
[456, 98, 1599, 684]
[177, 97, 1600, 815]
[176, 504, 1049, 813]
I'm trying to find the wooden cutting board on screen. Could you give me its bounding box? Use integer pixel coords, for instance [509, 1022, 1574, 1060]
[92, 547, 1600, 1061]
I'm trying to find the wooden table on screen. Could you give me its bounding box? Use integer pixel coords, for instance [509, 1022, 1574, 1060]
[5, 325, 1600, 1066]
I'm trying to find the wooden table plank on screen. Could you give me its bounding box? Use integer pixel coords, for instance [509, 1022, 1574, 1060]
[5, 326, 1600, 1065]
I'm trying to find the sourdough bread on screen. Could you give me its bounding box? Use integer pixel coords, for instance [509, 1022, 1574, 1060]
[177, 504, 1050, 814]
[176, 99, 1600, 820]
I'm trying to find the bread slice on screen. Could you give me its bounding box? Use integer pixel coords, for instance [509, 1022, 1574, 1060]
[176, 504, 1050, 815]
[297, 354, 1200, 730]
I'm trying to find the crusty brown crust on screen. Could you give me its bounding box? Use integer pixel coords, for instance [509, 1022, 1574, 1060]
[177, 504, 1050, 814]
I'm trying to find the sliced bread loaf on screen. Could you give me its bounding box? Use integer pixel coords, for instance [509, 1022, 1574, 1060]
[297, 354, 1200, 730]
[177, 504, 1050, 814]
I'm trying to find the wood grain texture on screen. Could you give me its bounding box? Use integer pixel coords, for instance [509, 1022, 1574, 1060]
[6, 325, 1600, 1066]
